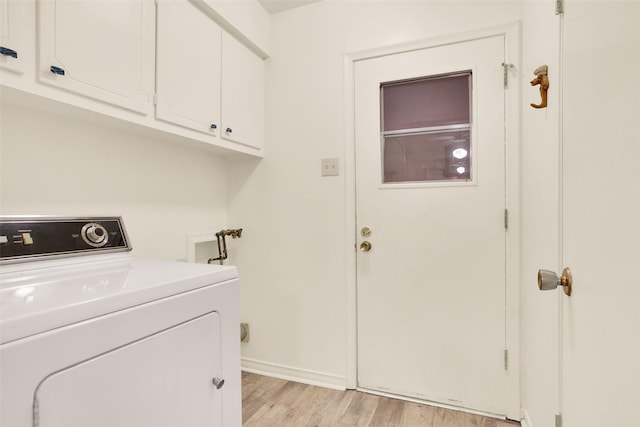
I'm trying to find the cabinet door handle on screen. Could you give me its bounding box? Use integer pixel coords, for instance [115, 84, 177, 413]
[0, 46, 18, 58]
[50, 65, 65, 76]
[225, 127, 233, 133]
[210, 124, 217, 129]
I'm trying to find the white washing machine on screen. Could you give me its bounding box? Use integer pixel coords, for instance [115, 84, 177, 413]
[0, 217, 241, 427]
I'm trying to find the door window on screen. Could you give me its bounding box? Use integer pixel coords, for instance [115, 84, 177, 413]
[381, 72, 472, 183]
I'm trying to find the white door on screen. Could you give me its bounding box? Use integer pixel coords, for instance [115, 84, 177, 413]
[560, 2, 640, 426]
[355, 36, 507, 415]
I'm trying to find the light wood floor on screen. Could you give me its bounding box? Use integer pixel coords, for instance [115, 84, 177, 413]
[242, 372, 520, 427]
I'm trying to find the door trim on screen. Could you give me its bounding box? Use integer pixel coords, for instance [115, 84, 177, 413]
[343, 21, 522, 420]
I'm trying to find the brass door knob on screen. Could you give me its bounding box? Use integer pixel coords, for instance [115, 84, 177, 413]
[360, 241, 372, 252]
[537, 267, 572, 296]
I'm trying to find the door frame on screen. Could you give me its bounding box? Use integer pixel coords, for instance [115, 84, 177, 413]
[343, 22, 522, 420]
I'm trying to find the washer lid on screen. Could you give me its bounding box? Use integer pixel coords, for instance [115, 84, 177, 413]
[0, 259, 238, 344]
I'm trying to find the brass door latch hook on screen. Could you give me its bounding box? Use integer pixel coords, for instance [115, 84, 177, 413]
[530, 65, 549, 109]
[208, 228, 243, 265]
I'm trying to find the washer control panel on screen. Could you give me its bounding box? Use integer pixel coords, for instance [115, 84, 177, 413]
[0, 217, 131, 264]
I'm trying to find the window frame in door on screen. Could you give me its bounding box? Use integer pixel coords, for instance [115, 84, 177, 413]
[378, 69, 478, 189]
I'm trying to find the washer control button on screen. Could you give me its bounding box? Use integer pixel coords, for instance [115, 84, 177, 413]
[22, 233, 33, 245]
[86, 226, 105, 243]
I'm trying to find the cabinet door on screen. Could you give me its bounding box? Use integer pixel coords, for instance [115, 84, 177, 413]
[221, 32, 264, 150]
[156, 0, 221, 135]
[0, 0, 23, 73]
[37, 0, 155, 114]
[36, 312, 223, 427]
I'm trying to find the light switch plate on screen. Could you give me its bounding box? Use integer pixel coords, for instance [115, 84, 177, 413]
[321, 158, 339, 176]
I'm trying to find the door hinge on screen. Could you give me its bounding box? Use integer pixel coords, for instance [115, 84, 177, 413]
[153, 92, 158, 105]
[504, 209, 509, 231]
[501, 63, 513, 89]
[556, 0, 564, 15]
[504, 349, 509, 370]
[555, 413, 563, 427]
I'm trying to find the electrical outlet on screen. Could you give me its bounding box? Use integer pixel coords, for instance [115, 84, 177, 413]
[240, 323, 250, 343]
[321, 158, 339, 177]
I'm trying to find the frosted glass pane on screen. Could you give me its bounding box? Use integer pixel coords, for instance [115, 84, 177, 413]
[382, 74, 470, 131]
[383, 130, 471, 183]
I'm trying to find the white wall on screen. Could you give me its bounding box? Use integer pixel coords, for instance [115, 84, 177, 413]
[229, 0, 534, 407]
[228, 1, 570, 425]
[0, 2, 575, 425]
[0, 99, 229, 262]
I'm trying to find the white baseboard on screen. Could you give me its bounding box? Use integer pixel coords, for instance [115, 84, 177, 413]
[520, 408, 534, 427]
[241, 357, 347, 391]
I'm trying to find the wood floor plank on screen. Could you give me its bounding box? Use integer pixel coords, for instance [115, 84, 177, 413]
[245, 373, 288, 402]
[338, 390, 380, 427]
[241, 374, 290, 423]
[314, 390, 358, 427]
[463, 411, 499, 427]
[369, 396, 405, 426]
[277, 382, 330, 426]
[247, 382, 312, 426]
[433, 406, 466, 427]
[241, 373, 520, 427]
[302, 385, 354, 426]
[271, 381, 311, 407]
[401, 400, 436, 426]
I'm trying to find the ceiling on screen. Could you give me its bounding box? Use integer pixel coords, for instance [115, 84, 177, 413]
[257, 0, 321, 14]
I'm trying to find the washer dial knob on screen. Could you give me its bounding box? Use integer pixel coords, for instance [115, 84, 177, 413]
[81, 223, 108, 247]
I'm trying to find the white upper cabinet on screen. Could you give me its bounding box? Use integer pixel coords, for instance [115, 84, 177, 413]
[3, 0, 265, 156]
[221, 32, 264, 150]
[156, 0, 221, 135]
[37, 0, 155, 114]
[0, 0, 24, 73]
[156, 2, 265, 150]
